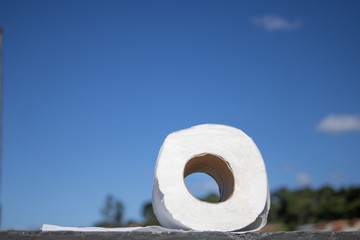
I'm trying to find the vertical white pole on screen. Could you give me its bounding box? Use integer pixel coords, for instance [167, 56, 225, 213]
[0, 28, 3, 229]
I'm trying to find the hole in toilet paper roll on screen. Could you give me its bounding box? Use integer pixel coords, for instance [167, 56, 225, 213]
[183, 153, 235, 203]
[184, 172, 221, 202]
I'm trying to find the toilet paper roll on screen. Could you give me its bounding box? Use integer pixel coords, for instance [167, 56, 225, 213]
[152, 124, 270, 232]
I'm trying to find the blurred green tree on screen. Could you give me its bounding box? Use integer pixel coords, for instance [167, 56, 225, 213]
[142, 202, 160, 226]
[95, 194, 124, 227]
[269, 186, 360, 230]
[201, 193, 220, 203]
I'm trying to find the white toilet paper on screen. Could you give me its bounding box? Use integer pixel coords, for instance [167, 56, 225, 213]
[152, 124, 270, 232]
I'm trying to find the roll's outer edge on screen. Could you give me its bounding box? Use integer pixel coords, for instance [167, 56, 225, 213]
[152, 124, 270, 232]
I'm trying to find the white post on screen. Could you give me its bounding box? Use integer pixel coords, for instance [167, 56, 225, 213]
[0, 27, 3, 229]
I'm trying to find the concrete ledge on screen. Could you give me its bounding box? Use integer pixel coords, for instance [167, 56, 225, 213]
[0, 231, 360, 240]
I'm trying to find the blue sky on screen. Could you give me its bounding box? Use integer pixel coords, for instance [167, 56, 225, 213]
[0, 0, 359, 230]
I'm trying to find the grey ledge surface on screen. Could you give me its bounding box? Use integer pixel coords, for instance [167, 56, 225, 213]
[1, 231, 360, 240]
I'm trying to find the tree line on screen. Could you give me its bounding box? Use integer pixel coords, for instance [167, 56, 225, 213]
[269, 186, 360, 230]
[95, 185, 360, 230]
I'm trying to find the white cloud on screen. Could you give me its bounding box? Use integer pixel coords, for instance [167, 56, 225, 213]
[251, 15, 303, 31]
[296, 172, 311, 185]
[328, 171, 345, 183]
[318, 114, 360, 133]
